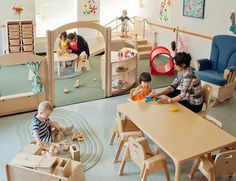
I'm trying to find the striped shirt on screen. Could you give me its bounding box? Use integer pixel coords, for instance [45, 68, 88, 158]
[169, 67, 203, 105]
[32, 114, 53, 142]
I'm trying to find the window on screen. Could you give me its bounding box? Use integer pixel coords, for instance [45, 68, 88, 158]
[35, 0, 77, 37]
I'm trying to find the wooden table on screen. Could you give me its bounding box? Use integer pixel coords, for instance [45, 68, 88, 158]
[54, 53, 78, 77]
[117, 101, 236, 181]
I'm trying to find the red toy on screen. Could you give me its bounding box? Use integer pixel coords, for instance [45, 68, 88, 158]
[150, 46, 174, 75]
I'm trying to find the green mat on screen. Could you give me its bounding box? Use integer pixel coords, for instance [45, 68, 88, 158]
[17, 109, 103, 171]
[0, 55, 174, 107]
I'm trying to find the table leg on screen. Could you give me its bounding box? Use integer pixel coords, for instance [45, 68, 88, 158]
[174, 162, 183, 181]
[57, 62, 60, 77]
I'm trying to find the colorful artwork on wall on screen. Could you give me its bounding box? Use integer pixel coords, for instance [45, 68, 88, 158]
[82, 0, 98, 15]
[230, 11, 236, 34]
[183, 0, 205, 19]
[159, 0, 172, 22]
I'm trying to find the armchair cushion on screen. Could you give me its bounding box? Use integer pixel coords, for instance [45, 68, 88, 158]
[197, 59, 212, 71]
[197, 70, 227, 86]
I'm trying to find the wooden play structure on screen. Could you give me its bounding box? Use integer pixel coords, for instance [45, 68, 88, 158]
[118, 137, 171, 181]
[6, 144, 85, 181]
[0, 53, 48, 116]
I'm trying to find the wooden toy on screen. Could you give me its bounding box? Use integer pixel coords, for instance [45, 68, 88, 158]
[118, 137, 171, 181]
[36, 157, 58, 174]
[49, 145, 60, 156]
[63, 125, 73, 136]
[169, 107, 180, 112]
[58, 140, 70, 151]
[145, 96, 159, 103]
[64, 88, 69, 93]
[69, 145, 80, 161]
[71, 133, 84, 141]
[93, 77, 96, 81]
[56, 159, 72, 178]
[76, 51, 90, 72]
[74, 79, 80, 88]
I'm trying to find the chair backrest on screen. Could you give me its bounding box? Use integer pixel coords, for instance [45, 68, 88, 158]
[214, 149, 236, 177]
[210, 35, 236, 73]
[128, 137, 146, 169]
[200, 84, 213, 116]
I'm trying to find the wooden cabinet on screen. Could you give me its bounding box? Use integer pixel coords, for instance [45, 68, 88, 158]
[101, 48, 137, 95]
[6, 20, 34, 53]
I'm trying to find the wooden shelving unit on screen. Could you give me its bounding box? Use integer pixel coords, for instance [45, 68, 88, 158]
[6, 20, 34, 54]
[101, 48, 137, 95]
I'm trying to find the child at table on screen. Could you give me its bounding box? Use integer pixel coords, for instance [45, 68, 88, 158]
[131, 72, 153, 101]
[32, 101, 73, 146]
[118, 10, 130, 38]
[57, 31, 70, 56]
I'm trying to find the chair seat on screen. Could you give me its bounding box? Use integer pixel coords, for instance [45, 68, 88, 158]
[197, 70, 227, 86]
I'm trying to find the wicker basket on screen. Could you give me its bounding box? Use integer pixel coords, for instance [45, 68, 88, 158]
[9, 39, 20, 46]
[22, 24, 33, 28]
[23, 38, 33, 45]
[22, 34, 33, 38]
[23, 45, 33, 52]
[10, 46, 21, 53]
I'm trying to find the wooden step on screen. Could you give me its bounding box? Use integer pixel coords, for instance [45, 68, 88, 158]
[136, 39, 148, 45]
[137, 44, 152, 51]
[138, 50, 151, 60]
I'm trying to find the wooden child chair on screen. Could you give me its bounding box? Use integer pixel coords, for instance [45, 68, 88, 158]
[198, 84, 213, 117]
[189, 149, 236, 181]
[109, 112, 143, 163]
[76, 51, 90, 72]
[118, 137, 170, 181]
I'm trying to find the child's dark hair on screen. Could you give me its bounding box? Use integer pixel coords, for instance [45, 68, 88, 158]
[139, 72, 152, 83]
[60, 31, 67, 39]
[174, 52, 191, 68]
[67, 33, 76, 40]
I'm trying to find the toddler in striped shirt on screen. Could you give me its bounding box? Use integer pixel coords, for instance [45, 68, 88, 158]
[32, 101, 73, 146]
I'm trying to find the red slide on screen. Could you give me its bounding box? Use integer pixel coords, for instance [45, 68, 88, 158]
[150, 46, 174, 75]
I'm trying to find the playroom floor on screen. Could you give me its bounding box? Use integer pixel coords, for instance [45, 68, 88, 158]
[0, 90, 236, 181]
[0, 55, 174, 107]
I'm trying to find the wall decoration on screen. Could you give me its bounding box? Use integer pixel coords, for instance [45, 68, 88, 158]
[139, 0, 145, 7]
[230, 11, 236, 34]
[12, 4, 24, 20]
[159, 0, 172, 22]
[183, 0, 205, 19]
[78, 0, 100, 21]
[82, 0, 98, 15]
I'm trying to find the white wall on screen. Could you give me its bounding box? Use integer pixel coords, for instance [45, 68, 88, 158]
[129, 0, 236, 65]
[0, 0, 35, 54]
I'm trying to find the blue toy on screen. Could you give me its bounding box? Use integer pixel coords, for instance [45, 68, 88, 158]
[145, 96, 159, 103]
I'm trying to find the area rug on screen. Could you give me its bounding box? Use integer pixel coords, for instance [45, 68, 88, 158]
[17, 109, 103, 171]
[54, 66, 81, 79]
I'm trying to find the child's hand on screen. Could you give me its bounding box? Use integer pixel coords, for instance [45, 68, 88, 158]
[148, 90, 156, 98]
[157, 97, 168, 104]
[36, 141, 42, 147]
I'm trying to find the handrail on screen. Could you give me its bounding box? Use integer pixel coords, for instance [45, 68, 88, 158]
[145, 19, 212, 40]
[104, 18, 117, 27]
[111, 23, 123, 31]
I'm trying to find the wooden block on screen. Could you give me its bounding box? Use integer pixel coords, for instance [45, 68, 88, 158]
[36, 157, 58, 174]
[69, 145, 80, 161]
[11, 153, 43, 168]
[56, 159, 72, 178]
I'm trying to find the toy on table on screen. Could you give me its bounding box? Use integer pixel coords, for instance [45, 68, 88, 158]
[169, 107, 180, 112]
[145, 96, 159, 103]
[63, 125, 74, 136]
[74, 79, 80, 88]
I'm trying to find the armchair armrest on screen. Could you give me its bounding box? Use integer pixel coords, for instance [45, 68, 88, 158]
[227, 66, 236, 71]
[145, 153, 166, 169]
[197, 59, 212, 71]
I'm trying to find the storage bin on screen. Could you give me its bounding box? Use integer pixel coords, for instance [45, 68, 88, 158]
[22, 24, 33, 28]
[23, 38, 33, 45]
[22, 34, 33, 38]
[9, 39, 20, 46]
[23, 45, 33, 52]
[10, 46, 21, 53]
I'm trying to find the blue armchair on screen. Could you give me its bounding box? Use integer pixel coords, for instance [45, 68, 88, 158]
[197, 35, 236, 103]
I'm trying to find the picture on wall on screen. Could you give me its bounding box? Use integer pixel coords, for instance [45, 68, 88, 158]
[78, 0, 100, 21]
[183, 0, 205, 19]
[230, 11, 236, 34]
[159, 0, 172, 22]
